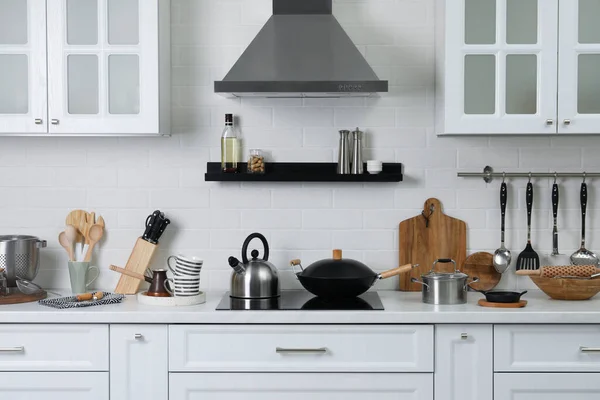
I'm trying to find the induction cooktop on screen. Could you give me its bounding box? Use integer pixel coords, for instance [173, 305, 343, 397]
[216, 291, 384, 311]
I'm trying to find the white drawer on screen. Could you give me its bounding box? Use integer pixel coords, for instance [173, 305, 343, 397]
[169, 325, 434, 372]
[495, 325, 600, 372]
[0, 324, 108, 371]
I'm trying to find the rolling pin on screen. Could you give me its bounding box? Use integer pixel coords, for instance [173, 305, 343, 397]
[516, 265, 600, 278]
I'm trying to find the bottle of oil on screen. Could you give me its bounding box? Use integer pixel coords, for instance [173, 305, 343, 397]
[220, 114, 239, 173]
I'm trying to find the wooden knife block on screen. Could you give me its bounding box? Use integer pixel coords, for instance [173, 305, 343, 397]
[114, 238, 158, 295]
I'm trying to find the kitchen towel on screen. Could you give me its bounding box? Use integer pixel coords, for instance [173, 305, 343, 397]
[38, 292, 125, 309]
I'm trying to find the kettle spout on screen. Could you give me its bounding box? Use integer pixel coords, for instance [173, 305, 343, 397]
[228, 256, 246, 275]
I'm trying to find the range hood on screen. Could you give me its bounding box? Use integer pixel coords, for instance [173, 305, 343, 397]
[214, 0, 388, 98]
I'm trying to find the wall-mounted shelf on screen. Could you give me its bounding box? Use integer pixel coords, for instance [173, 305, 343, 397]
[205, 162, 403, 182]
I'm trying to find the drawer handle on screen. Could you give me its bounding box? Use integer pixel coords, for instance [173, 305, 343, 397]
[0, 346, 24, 353]
[580, 346, 600, 353]
[276, 347, 328, 354]
[134, 334, 143, 340]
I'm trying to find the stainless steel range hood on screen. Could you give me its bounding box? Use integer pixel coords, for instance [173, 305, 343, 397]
[214, 0, 388, 98]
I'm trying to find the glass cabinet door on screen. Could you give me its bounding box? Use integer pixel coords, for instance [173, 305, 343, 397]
[47, 0, 159, 134]
[443, 0, 558, 134]
[0, 0, 47, 134]
[558, 0, 600, 134]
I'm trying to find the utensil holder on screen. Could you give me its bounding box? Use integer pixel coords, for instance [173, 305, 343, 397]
[114, 238, 158, 295]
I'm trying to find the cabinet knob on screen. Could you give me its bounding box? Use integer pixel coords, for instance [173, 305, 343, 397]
[134, 334, 143, 340]
[34, 119, 43, 125]
[461, 333, 468, 340]
[546, 119, 554, 126]
[564, 119, 571, 125]
[51, 119, 60, 125]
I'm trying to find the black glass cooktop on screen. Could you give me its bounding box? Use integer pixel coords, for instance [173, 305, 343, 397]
[216, 291, 384, 311]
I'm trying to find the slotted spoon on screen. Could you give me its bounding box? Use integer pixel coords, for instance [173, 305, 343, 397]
[516, 182, 540, 270]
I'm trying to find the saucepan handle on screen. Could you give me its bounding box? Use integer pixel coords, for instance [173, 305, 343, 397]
[411, 277, 429, 288]
[378, 264, 418, 280]
[465, 277, 480, 290]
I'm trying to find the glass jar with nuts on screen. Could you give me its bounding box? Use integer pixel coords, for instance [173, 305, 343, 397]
[247, 149, 265, 174]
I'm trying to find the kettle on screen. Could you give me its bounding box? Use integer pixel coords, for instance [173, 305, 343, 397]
[228, 233, 280, 299]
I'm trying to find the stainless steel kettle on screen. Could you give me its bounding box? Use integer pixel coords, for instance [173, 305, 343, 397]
[228, 233, 280, 299]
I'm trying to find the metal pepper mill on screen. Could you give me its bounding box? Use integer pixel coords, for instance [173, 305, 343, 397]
[351, 127, 364, 174]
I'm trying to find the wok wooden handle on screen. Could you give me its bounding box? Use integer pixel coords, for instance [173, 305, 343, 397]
[379, 264, 415, 279]
[110, 265, 146, 281]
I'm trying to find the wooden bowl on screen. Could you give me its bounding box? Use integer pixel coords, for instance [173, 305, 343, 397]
[530, 276, 600, 300]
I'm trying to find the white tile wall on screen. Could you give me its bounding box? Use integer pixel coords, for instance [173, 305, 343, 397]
[1, 0, 596, 292]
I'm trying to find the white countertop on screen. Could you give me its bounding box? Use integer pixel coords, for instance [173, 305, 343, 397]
[1, 290, 599, 324]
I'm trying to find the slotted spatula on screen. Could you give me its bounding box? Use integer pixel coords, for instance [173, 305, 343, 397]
[516, 182, 540, 270]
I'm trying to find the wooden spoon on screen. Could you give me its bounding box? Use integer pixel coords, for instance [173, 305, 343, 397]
[58, 231, 75, 261]
[84, 224, 104, 262]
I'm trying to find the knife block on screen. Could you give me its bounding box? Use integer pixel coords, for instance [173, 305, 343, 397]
[114, 238, 158, 295]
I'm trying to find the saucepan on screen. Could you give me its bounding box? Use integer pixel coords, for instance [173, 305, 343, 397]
[411, 259, 479, 305]
[290, 249, 414, 299]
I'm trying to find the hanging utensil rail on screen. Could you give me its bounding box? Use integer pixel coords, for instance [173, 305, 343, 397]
[457, 166, 600, 183]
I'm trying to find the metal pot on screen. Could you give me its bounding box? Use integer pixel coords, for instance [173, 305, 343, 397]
[0, 235, 47, 288]
[411, 259, 479, 305]
[228, 233, 280, 299]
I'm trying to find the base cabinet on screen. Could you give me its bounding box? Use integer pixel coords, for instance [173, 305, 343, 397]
[495, 373, 600, 399]
[435, 325, 492, 400]
[169, 373, 434, 400]
[110, 325, 168, 400]
[0, 372, 108, 400]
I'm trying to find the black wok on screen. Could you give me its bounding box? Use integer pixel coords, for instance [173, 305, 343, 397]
[476, 289, 527, 303]
[290, 249, 414, 299]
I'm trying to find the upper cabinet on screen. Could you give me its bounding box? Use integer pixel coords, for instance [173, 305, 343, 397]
[0, 0, 170, 136]
[437, 0, 600, 135]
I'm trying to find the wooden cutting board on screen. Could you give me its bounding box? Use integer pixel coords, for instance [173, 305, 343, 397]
[399, 198, 467, 291]
[462, 252, 501, 291]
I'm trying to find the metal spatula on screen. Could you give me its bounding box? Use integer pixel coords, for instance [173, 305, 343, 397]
[516, 182, 540, 270]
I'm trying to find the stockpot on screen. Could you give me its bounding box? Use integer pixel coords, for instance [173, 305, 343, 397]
[411, 259, 479, 305]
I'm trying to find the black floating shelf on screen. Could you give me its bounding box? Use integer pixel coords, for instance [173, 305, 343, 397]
[205, 162, 403, 182]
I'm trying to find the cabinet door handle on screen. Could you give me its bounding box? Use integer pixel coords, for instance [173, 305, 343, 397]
[276, 347, 328, 354]
[564, 119, 572, 125]
[51, 119, 60, 125]
[0, 346, 24, 353]
[461, 333, 468, 340]
[546, 119, 554, 126]
[580, 346, 600, 352]
[134, 334, 143, 340]
[34, 119, 43, 125]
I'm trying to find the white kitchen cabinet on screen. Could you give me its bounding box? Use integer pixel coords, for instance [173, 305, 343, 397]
[0, 0, 48, 133]
[170, 373, 434, 400]
[495, 373, 600, 399]
[435, 325, 492, 400]
[0, 0, 170, 136]
[169, 325, 434, 372]
[558, 0, 600, 133]
[437, 0, 600, 135]
[0, 372, 108, 400]
[110, 325, 168, 400]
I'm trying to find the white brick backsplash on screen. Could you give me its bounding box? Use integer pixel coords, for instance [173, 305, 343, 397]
[211, 189, 271, 209]
[303, 209, 363, 229]
[333, 230, 395, 251]
[334, 188, 395, 209]
[151, 188, 210, 209]
[0, 0, 591, 292]
[274, 107, 334, 127]
[241, 210, 303, 229]
[272, 189, 332, 209]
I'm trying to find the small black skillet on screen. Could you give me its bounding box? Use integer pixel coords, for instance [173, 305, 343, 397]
[475, 290, 527, 303]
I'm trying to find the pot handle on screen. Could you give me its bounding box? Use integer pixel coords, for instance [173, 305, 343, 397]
[242, 233, 269, 264]
[411, 277, 429, 288]
[378, 264, 418, 280]
[36, 240, 47, 248]
[465, 277, 480, 290]
[432, 258, 458, 273]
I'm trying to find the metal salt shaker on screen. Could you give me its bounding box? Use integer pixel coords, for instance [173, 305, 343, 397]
[351, 127, 364, 174]
[337, 130, 351, 174]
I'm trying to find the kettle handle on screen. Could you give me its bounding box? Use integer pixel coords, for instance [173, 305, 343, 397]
[242, 233, 270, 263]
